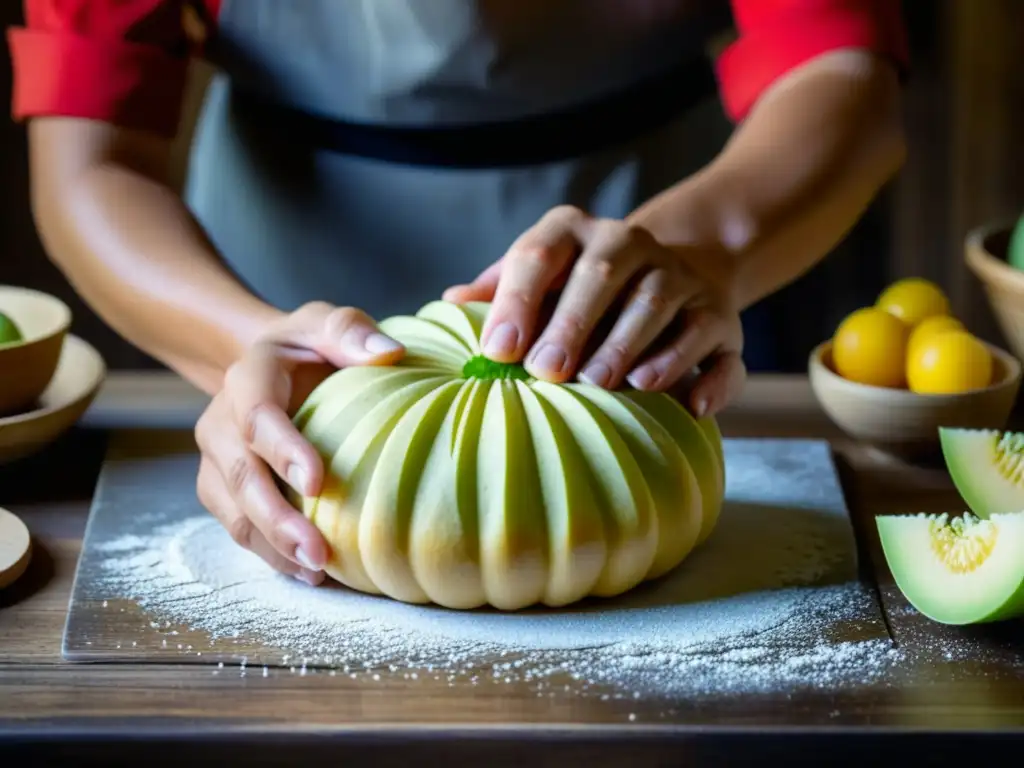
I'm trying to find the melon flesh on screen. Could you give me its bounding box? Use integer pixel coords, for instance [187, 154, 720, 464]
[876, 511, 1024, 625]
[939, 427, 1024, 518]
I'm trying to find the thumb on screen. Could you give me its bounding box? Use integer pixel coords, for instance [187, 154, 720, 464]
[277, 302, 405, 370]
[442, 260, 504, 303]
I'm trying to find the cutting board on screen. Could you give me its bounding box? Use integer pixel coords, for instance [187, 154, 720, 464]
[63, 430, 891, 690]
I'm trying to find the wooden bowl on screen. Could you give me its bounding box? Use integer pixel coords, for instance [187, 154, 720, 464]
[0, 286, 72, 416]
[808, 339, 1021, 461]
[965, 222, 1024, 363]
[0, 334, 106, 465]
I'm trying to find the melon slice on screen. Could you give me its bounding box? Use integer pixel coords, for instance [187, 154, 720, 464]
[939, 427, 1024, 518]
[876, 511, 1024, 625]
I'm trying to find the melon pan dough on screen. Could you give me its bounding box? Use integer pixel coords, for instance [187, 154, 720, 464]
[289, 300, 726, 611]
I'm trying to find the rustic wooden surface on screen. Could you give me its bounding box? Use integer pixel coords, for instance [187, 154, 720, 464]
[1, 373, 1022, 766]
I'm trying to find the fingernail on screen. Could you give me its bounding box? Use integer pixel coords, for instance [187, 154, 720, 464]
[627, 367, 659, 390]
[295, 546, 320, 571]
[529, 344, 567, 374]
[364, 332, 402, 356]
[483, 322, 519, 358]
[287, 463, 309, 495]
[295, 569, 325, 586]
[693, 397, 708, 418]
[579, 362, 611, 388]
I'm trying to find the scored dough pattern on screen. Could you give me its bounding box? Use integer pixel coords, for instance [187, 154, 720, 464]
[290, 300, 725, 611]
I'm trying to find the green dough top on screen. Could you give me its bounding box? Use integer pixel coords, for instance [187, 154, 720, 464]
[0, 311, 23, 346]
[462, 355, 532, 381]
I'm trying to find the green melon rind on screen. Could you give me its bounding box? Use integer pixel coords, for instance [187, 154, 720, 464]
[939, 427, 1024, 518]
[876, 511, 1024, 625]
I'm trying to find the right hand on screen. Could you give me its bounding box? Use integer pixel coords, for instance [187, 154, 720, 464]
[194, 302, 405, 585]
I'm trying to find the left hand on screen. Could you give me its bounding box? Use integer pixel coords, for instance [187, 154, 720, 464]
[443, 205, 746, 418]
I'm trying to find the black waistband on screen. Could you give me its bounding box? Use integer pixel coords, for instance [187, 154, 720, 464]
[230, 57, 719, 169]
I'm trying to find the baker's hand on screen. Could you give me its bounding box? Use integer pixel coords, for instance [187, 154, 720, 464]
[193, 303, 404, 584]
[443, 205, 745, 418]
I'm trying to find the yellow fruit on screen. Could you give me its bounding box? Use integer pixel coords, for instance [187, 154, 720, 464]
[906, 330, 993, 394]
[907, 315, 964, 359]
[876, 278, 950, 327]
[832, 307, 910, 388]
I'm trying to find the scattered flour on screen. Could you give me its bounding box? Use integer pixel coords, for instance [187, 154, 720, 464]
[94, 514, 904, 699]
[81, 439, 909, 701]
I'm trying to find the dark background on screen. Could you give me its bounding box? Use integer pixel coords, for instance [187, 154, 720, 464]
[2, 1, 1022, 373]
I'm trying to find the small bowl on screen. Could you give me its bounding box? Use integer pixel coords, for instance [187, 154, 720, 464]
[0, 286, 72, 416]
[808, 339, 1022, 461]
[965, 222, 1024, 363]
[0, 334, 106, 466]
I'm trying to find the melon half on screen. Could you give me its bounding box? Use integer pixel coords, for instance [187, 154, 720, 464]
[288, 300, 725, 611]
[877, 511, 1024, 625]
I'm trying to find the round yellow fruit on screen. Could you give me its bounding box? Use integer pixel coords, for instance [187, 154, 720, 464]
[907, 315, 964, 359]
[832, 307, 910, 388]
[876, 278, 950, 327]
[906, 330, 993, 394]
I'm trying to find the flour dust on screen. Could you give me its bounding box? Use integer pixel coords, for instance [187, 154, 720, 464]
[93, 512, 903, 700]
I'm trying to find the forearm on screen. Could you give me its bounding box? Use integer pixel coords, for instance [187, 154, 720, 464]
[629, 49, 906, 310]
[28, 119, 282, 396]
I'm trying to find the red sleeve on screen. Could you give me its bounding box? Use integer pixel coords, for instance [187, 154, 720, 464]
[6, 0, 196, 137]
[717, 0, 911, 123]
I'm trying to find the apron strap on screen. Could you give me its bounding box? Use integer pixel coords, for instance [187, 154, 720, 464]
[229, 56, 720, 169]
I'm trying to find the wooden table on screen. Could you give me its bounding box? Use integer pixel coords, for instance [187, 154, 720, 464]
[1, 373, 1022, 766]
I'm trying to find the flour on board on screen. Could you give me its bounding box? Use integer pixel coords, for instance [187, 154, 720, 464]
[94, 512, 902, 699]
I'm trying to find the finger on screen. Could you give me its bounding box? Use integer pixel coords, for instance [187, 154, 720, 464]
[687, 351, 747, 418]
[197, 456, 324, 585]
[223, 346, 325, 499]
[577, 265, 696, 389]
[442, 260, 504, 303]
[198, 404, 330, 573]
[277, 302, 406, 370]
[525, 222, 653, 382]
[626, 307, 725, 395]
[480, 205, 587, 362]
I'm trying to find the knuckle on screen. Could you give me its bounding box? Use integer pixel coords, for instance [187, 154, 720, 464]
[549, 204, 586, 222]
[624, 222, 658, 247]
[577, 255, 620, 285]
[297, 300, 335, 321]
[227, 453, 258, 497]
[548, 312, 587, 337]
[686, 308, 715, 332]
[227, 515, 256, 549]
[496, 286, 532, 311]
[325, 306, 365, 338]
[195, 466, 213, 510]
[514, 243, 560, 269]
[632, 289, 670, 315]
[242, 401, 275, 446]
[223, 359, 249, 394]
[194, 413, 210, 449]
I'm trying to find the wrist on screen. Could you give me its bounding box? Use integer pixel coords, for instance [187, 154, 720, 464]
[176, 300, 285, 396]
[627, 166, 754, 307]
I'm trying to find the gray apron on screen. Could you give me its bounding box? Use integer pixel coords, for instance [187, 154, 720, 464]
[183, 0, 784, 368]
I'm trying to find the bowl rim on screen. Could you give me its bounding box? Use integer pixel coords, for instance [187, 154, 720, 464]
[0, 334, 106, 426]
[808, 337, 1022, 400]
[0, 285, 73, 349]
[964, 221, 1024, 297]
